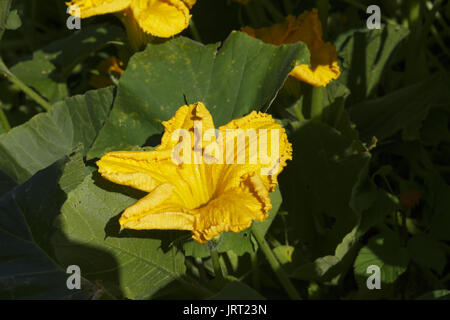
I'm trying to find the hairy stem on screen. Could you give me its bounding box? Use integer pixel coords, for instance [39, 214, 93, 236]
[310, 86, 324, 120]
[0, 60, 52, 111]
[0, 108, 11, 131]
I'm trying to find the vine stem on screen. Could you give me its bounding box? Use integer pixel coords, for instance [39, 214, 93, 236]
[310, 86, 324, 120]
[250, 251, 261, 291]
[189, 19, 203, 43]
[0, 108, 11, 131]
[0, 60, 52, 111]
[7, 73, 52, 111]
[251, 225, 301, 300]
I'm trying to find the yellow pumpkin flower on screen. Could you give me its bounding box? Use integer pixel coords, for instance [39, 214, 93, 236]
[242, 9, 340, 87]
[97, 102, 292, 243]
[66, 0, 196, 47]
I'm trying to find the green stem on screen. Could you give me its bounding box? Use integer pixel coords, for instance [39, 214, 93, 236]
[310, 86, 324, 120]
[210, 246, 224, 282]
[0, 62, 52, 111]
[251, 225, 301, 300]
[0, 108, 11, 131]
[195, 257, 208, 280]
[250, 251, 261, 291]
[116, 9, 152, 52]
[407, 0, 421, 29]
[8, 73, 52, 111]
[292, 96, 305, 121]
[189, 19, 203, 43]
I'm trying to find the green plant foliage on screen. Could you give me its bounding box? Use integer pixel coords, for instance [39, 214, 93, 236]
[350, 75, 450, 142]
[0, 87, 114, 186]
[52, 173, 187, 299]
[280, 120, 370, 258]
[0, 155, 96, 299]
[0, 0, 449, 301]
[10, 25, 123, 102]
[336, 23, 409, 101]
[0, 0, 13, 41]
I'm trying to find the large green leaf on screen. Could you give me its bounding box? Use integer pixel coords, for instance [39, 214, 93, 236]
[350, 74, 450, 142]
[88, 31, 309, 158]
[0, 157, 95, 299]
[10, 24, 123, 102]
[336, 24, 409, 102]
[52, 173, 187, 299]
[0, 86, 114, 187]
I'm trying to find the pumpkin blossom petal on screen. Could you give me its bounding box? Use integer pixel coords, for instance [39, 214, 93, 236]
[192, 174, 271, 243]
[119, 183, 196, 230]
[242, 9, 341, 87]
[219, 111, 292, 191]
[96, 149, 173, 193]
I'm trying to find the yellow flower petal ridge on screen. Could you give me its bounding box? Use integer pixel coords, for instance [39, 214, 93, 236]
[97, 102, 292, 243]
[242, 9, 341, 87]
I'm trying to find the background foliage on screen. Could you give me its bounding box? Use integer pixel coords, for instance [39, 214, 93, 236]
[0, 0, 449, 300]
